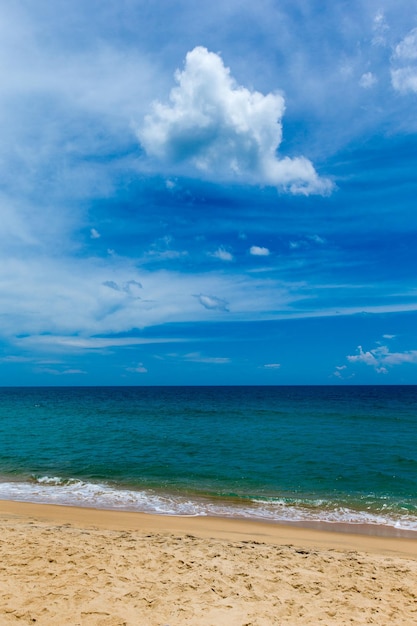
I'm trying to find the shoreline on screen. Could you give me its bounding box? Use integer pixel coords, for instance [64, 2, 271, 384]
[1, 499, 417, 557]
[2, 476, 417, 535]
[1, 499, 417, 624]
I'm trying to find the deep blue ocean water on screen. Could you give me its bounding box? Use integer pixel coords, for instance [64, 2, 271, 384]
[0, 386, 416, 534]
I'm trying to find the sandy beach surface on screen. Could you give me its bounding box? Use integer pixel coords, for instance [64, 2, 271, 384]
[0, 501, 416, 625]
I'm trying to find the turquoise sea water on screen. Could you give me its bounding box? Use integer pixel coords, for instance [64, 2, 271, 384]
[0, 386, 416, 534]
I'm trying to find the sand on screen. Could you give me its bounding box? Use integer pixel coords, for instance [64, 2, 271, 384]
[0, 501, 416, 625]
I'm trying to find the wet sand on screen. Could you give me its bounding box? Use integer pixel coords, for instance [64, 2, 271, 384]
[0, 500, 416, 625]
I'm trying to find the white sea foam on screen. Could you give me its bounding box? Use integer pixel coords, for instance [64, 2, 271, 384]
[1, 476, 417, 534]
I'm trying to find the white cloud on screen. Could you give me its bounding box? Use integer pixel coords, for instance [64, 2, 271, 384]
[3, 248, 417, 357]
[0, 4, 159, 264]
[372, 10, 389, 47]
[381, 349, 417, 366]
[359, 72, 377, 88]
[391, 28, 417, 93]
[160, 351, 230, 364]
[144, 236, 189, 262]
[263, 363, 281, 369]
[210, 247, 234, 261]
[249, 246, 270, 256]
[18, 336, 186, 351]
[332, 364, 354, 380]
[391, 67, 417, 93]
[347, 344, 417, 373]
[394, 27, 417, 60]
[347, 345, 381, 367]
[0, 251, 317, 354]
[184, 352, 230, 364]
[333, 364, 347, 378]
[145, 249, 188, 261]
[139, 46, 332, 195]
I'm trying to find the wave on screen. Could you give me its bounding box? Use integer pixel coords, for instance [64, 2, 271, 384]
[1, 476, 417, 534]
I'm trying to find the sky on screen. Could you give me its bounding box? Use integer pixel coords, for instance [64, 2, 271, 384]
[1, 0, 417, 386]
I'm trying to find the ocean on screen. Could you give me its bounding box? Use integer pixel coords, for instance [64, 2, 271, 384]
[0, 385, 416, 535]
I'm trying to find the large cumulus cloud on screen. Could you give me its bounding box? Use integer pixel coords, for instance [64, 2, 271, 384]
[139, 47, 332, 195]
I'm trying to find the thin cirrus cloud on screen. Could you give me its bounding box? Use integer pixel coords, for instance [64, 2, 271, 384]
[184, 352, 230, 364]
[138, 46, 333, 195]
[17, 336, 187, 351]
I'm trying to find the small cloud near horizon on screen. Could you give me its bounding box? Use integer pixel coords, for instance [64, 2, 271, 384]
[346, 343, 417, 374]
[127, 362, 148, 373]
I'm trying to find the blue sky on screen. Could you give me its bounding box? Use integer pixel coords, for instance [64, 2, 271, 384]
[1, 0, 417, 385]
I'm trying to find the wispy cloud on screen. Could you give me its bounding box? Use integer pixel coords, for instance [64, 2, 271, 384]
[359, 72, 377, 88]
[391, 27, 417, 93]
[126, 362, 148, 373]
[0, 355, 34, 363]
[184, 352, 230, 364]
[17, 335, 187, 351]
[139, 47, 333, 195]
[289, 235, 326, 250]
[209, 247, 234, 261]
[332, 364, 355, 380]
[34, 367, 87, 376]
[372, 10, 389, 47]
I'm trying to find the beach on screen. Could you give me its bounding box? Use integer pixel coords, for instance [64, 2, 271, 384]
[1, 388, 417, 624]
[1, 500, 417, 625]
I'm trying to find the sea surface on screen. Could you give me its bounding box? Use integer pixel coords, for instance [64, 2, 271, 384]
[0, 385, 417, 535]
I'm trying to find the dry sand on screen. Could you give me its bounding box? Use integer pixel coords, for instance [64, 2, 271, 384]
[0, 500, 416, 625]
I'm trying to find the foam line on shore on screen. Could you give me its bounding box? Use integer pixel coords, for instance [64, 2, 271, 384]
[1, 499, 417, 557]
